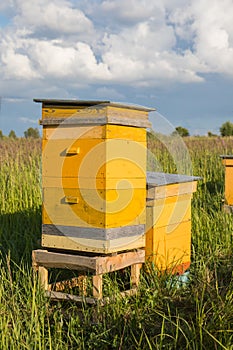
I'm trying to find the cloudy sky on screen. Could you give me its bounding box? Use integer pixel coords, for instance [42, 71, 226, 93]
[0, 0, 233, 136]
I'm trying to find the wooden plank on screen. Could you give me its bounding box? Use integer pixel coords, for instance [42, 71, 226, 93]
[131, 263, 142, 287]
[46, 288, 138, 304]
[42, 224, 145, 240]
[146, 193, 191, 228]
[42, 124, 146, 141]
[42, 187, 146, 228]
[39, 116, 151, 128]
[50, 275, 87, 295]
[46, 290, 97, 304]
[95, 249, 145, 274]
[41, 233, 145, 254]
[42, 176, 146, 189]
[38, 266, 49, 290]
[40, 105, 150, 120]
[147, 181, 197, 200]
[145, 221, 191, 270]
[93, 275, 103, 299]
[223, 204, 233, 213]
[42, 138, 146, 179]
[225, 167, 233, 205]
[32, 249, 97, 271]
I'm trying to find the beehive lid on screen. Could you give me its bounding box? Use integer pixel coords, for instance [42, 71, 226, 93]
[35, 99, 154, 128]
[34, 99, 155, 112]
[220, 155, 233, 159]
[147, 172, 201, 187]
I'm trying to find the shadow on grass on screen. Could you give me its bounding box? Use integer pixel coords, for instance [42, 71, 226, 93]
[0, 206, 41, 265]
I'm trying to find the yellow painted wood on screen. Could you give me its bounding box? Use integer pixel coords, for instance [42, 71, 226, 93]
[41, 105, 149, 121]
[147, 181, 197, 200]
[43, 124, 146, 141]
[42, 139, 147, 179]
[146, 193, 192, 229]
[43, 187, 146, 228]
[42, 176, 146, 190]
[145, 221, 191, 270]
[223, 163, 233, 206]
[222, 158, 233, 166]
[42, 233, 145, 254]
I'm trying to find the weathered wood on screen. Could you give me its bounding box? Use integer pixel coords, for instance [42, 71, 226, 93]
[41, 234, 145, 254]
[50, 275, 87, 295]
[42, 138, 147, 179]
[42, 224, 145, 240]
[95, 249, 145, 275]
[46, 288, 138, 304]
[46, 290, 97, 304]
[147, 181, 197, 200]
[33, 249, 145, 274]
[38, 266, 49, 290]
[40, 117, 151, 128]
[223, 204, 233, 213]
[32, 249, 97, 271]
[42, 124, 146, 142]
[131, 263, 142, 287]
[93, 274, 103, 299]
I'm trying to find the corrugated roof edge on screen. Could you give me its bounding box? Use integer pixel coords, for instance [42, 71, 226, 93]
[147, 171, 201, 187]
[33, 99, 156, 112]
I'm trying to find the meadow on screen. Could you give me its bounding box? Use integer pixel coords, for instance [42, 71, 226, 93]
[0, 135, 233, 349]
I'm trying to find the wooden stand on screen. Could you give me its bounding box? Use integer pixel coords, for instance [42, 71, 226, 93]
[32, 249, 145, 304]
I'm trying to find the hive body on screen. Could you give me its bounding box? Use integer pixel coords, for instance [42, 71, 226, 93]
[146, 172, 199, 273]
[36, 99, 153, 254]
[221, 156, 233, 208]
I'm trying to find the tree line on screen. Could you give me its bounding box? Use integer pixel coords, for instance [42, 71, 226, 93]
[174, 121, 233, 137]
[0, 121, 233, 139]
[0, 127, 40, 139]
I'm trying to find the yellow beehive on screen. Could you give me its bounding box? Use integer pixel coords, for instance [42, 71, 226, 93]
[220, 155, 233, 211]
[35, 99, 154, 254]
[146, 172, 199, 274]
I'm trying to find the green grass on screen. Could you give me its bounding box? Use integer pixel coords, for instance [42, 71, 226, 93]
[0, 136, 233, 349]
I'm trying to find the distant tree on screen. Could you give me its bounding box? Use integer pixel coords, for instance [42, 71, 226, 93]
[207, 131, 218, 137]
[24, 127, 40, 138]
[0, 130, 3, 139]
[172, 126, 190, 137]
[220, 121, 233, 137]
[8, 130, 17, 139]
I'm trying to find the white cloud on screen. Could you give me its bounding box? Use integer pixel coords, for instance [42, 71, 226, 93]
[13, 0, 94, 38]
[0, 0, 233, 95]
[20, 117, 38, 124]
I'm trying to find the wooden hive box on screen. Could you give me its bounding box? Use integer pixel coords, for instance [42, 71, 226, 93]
[146, 172, 200, 274]
[220, 155, 233, 212]
[35, 99, 154, 254]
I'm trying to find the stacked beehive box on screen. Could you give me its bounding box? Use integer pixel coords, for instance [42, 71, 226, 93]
[35, 99, 154, 254]
[220, 155, 233, 213]
[146, 172, 199, 273]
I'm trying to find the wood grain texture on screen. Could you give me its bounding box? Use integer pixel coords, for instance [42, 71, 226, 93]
[39, 117, 152, 128]
[42, 224, 145, 240]
[42, 187, 146, 228]
[42, 124, 146, 141]
[146, 193, 191, 228]
[42, 138, 147, 179]
[41, 233, 145, 253]
[145, 220, 191, 270]
[147, 181, 197, 200]
[32, 249, 145, 274]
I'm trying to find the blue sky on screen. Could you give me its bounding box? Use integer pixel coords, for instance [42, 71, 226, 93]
[0, 0, 233, 136]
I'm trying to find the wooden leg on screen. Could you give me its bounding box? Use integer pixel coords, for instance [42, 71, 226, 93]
[38, 266, 49, 291]
[131, 263, 142, 287]
[93, 274, 103, 299]
[78, 275, 87, 296]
